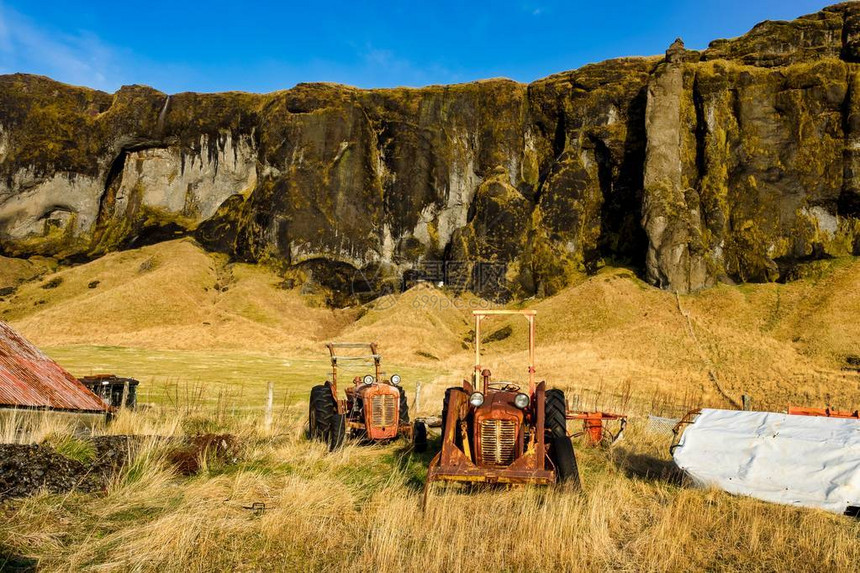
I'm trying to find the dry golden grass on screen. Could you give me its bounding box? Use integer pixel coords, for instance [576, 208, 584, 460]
[0, 255, 55, 290]
[4, 240, 860, 410]
[2, 405, 858, 572]
[341, 283, 489, 363]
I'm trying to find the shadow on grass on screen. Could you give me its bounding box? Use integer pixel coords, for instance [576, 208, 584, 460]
[389, 434, 442, 493]
[0, 548, 38, 572]
[611, 447, 686, 486]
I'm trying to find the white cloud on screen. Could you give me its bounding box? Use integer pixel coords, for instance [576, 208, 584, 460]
[356, 44, 460, 88]
[0, 3, 123, 90]
[522, 3, 546, 17]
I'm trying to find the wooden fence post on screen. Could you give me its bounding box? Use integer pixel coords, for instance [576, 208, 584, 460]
[265, 382, 274, 431]
[120, 381, 129, 410]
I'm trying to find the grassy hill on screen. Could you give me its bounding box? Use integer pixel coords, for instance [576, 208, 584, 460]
[3, 239, 859, 412]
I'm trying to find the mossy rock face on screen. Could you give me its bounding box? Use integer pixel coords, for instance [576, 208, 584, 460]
[2, 4, 860, 302]
[447, 169, 532, 300]
[641, 6, 860, 293]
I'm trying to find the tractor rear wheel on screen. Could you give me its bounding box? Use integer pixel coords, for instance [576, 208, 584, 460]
[441, 387, 466, 445]
[398, 386, 410, 424]
[413, 420, 428, 453]
[544, 389, 568, 438]
[329, 413, 346, 450]
[545, 389, 581, 488]
[309, 384, 336, 442]
[550, 433, 581, 488]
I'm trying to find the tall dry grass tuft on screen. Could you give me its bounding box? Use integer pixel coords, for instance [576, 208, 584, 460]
[0, 409, 80, 444]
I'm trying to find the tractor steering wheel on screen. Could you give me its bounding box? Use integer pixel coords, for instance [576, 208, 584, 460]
[487, 381, 520, 392]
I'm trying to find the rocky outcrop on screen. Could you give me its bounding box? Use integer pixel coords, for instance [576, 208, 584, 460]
[2, 3, 860, 300]
[642, 4, 860, 291]
[642, 39, 712, 292]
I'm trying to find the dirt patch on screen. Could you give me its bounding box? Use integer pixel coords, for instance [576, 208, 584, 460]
[0, 434, 241, 501]
[0, 436, 132, 501]
[167, 434, 240, 475]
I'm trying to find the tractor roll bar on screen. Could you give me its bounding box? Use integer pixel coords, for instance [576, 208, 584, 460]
[472, 310, 536, 395]
[326, 342, 382, 397]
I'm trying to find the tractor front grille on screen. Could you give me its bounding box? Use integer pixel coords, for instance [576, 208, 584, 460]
[479, 419, 517, 466]
[371, 394, 396, 428]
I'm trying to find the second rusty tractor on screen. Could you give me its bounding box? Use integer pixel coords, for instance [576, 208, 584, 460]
[308, 342, 427, 451]
[425, 310, 579, 498]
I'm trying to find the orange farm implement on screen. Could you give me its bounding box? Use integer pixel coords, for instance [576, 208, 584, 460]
[566, 411, 627, 447]
[787, 406, 859, 419]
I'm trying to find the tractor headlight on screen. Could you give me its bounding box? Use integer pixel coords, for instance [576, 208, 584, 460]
[390, 374, 401, 385]
[469, 392, 484, 407]
[514, 393, 530, 409]
[363, 374, 374, 385]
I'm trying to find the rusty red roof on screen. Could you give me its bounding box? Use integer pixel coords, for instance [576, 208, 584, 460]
[0, 321, 108, 413]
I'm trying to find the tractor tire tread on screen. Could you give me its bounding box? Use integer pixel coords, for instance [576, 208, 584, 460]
[398, 386, 410, 424]
[544, 388, 568, 438]
[309, 384, 337, 442]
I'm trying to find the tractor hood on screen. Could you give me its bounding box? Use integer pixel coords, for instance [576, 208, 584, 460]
[473, 391, 525, 467]
[475, 391, 525, 419]
[358, 382, 401, 439]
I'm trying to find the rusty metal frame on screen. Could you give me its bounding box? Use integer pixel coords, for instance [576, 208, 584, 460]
[326, 342, 381, 404]
[473, 310, 536, 395]
[566, 410, 628, 447]
[426, 382, 554, 487]
[669, 408, 702, 455]
[788, 406, 859, 419]
[322, 341, 411, 440]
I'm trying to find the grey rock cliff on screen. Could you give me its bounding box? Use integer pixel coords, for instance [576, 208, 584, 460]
[2, 3, 860, 301]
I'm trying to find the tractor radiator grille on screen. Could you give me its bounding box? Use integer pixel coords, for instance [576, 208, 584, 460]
[479, 419, 517, 466]
[371, 394, 396, 427]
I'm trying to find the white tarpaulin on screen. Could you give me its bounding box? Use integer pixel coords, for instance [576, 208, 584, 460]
[673, 408, 860, 515]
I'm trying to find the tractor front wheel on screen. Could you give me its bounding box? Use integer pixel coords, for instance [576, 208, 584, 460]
[309, 384, 337, 442]
[550, 433, 580, 488]
[329, 413, 346, 450]
[398, 386, 410, 424]
[545, 389, 581, 489]
[413, 420, 428, 453]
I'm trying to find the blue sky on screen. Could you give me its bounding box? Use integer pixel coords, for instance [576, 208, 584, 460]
[0, 1, 832, 93]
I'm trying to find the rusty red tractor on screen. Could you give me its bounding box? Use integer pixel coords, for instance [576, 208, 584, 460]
[308, 342, 426, 451]
[425, 310, 580, 499]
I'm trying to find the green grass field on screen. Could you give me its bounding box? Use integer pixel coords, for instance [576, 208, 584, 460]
[45, 345, 441, 412]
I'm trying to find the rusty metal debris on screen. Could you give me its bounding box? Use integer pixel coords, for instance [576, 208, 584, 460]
[242, 502, 269, 515]
[79, 375, 139, 409]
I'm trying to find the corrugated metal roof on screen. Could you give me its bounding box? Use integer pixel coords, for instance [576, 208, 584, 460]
[0, 321, 109, 413]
